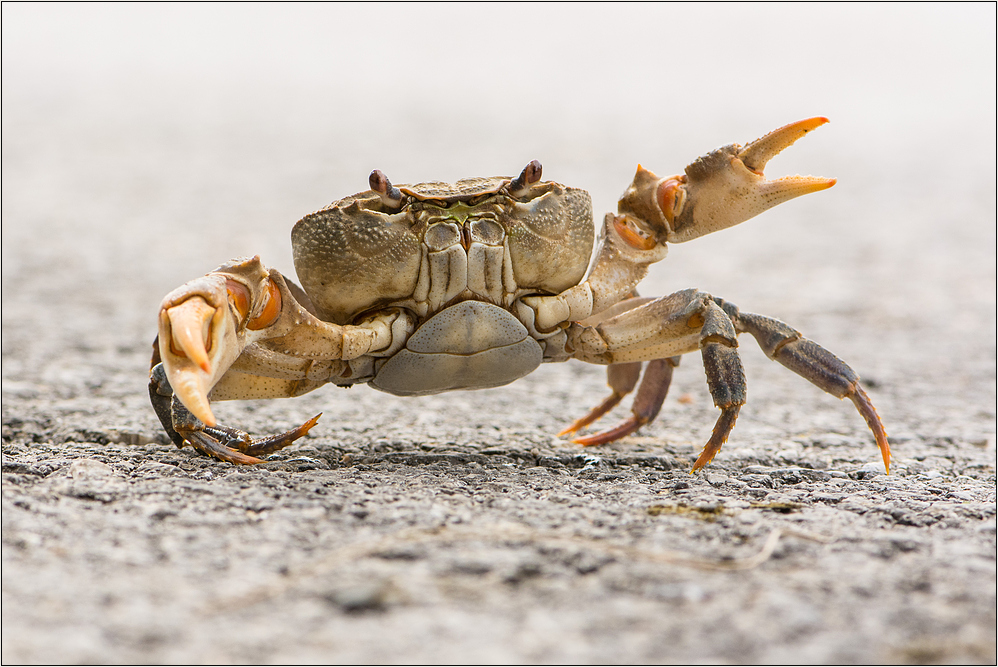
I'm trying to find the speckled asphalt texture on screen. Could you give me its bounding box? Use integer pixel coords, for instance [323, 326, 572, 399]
[3, 5, 995, 664]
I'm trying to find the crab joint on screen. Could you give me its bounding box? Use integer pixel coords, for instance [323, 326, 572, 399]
[613, 215, 658, 251]
[657, 176, 687, 228]
[225, 278, 281, 331]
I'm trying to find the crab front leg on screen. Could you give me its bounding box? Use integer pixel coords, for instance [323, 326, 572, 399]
[149, 256, 407, 464]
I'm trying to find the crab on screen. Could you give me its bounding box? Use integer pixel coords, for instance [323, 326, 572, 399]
[149, 117, 890, 472]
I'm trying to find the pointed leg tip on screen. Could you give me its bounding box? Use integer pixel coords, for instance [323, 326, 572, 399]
[195, 401, 218, 428]
[690, 453, 713, 473]
[302, 413, 322, 433]
[881, 445, 892, 475]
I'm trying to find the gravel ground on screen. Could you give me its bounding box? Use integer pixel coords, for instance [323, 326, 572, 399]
[3, 5, 995, 664]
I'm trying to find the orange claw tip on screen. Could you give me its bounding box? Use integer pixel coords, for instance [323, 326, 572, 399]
[849, 384, 891, 474]
[779, 116, 830, 134]
[741, 116, 832, 174]
[803, 116, 829, 128]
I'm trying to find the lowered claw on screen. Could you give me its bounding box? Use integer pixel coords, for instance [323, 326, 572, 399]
[618, 117, 837, 245]
[157, 256, 281, 427]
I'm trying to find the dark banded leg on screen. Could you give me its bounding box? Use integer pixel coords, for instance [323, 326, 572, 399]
[716, 298, 890, 472]
[691, 300, 746, 470]
[171, 399, 320, 465]
[150, 348, 319, 465]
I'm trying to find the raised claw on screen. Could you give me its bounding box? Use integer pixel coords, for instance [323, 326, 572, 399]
[617, 117, 836, 245]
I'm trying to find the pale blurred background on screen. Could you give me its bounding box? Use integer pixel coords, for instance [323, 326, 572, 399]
[4, 3, 995, 432]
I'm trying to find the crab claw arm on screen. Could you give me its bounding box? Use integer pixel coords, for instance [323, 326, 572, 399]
[617, 117, 836, 245]
[156, 256, 283, 427]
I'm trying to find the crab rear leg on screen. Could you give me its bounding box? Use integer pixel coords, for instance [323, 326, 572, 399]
[567, 358, 679, 447]
[566, 290, 889, 472]
[567, 290, 747, 471]
[558, 362, 642, 436]
[558, 295, 677, 441]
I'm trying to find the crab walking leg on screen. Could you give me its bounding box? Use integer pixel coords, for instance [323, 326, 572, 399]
[557, 296, 656, 437]
[558, 362, 643, 436]
[714, 300, 891, 472]
[570, 357, 679, 446]
[148, 360, 323, 464]
[567, 291, 747, 470]
[169, 390, 320, 465]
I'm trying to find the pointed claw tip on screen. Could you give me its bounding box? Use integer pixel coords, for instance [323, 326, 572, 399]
[791, 116, 830, 134]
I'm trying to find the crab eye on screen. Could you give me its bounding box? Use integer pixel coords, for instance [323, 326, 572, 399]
[509, 160, 543, 197]
[369, 169, 404, 209]
[656, 176, 687, 228]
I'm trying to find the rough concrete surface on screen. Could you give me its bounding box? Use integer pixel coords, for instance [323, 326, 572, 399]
[3, 5, 996, 664]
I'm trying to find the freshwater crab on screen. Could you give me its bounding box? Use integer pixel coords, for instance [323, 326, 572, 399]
[149, 117, 890, 472]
